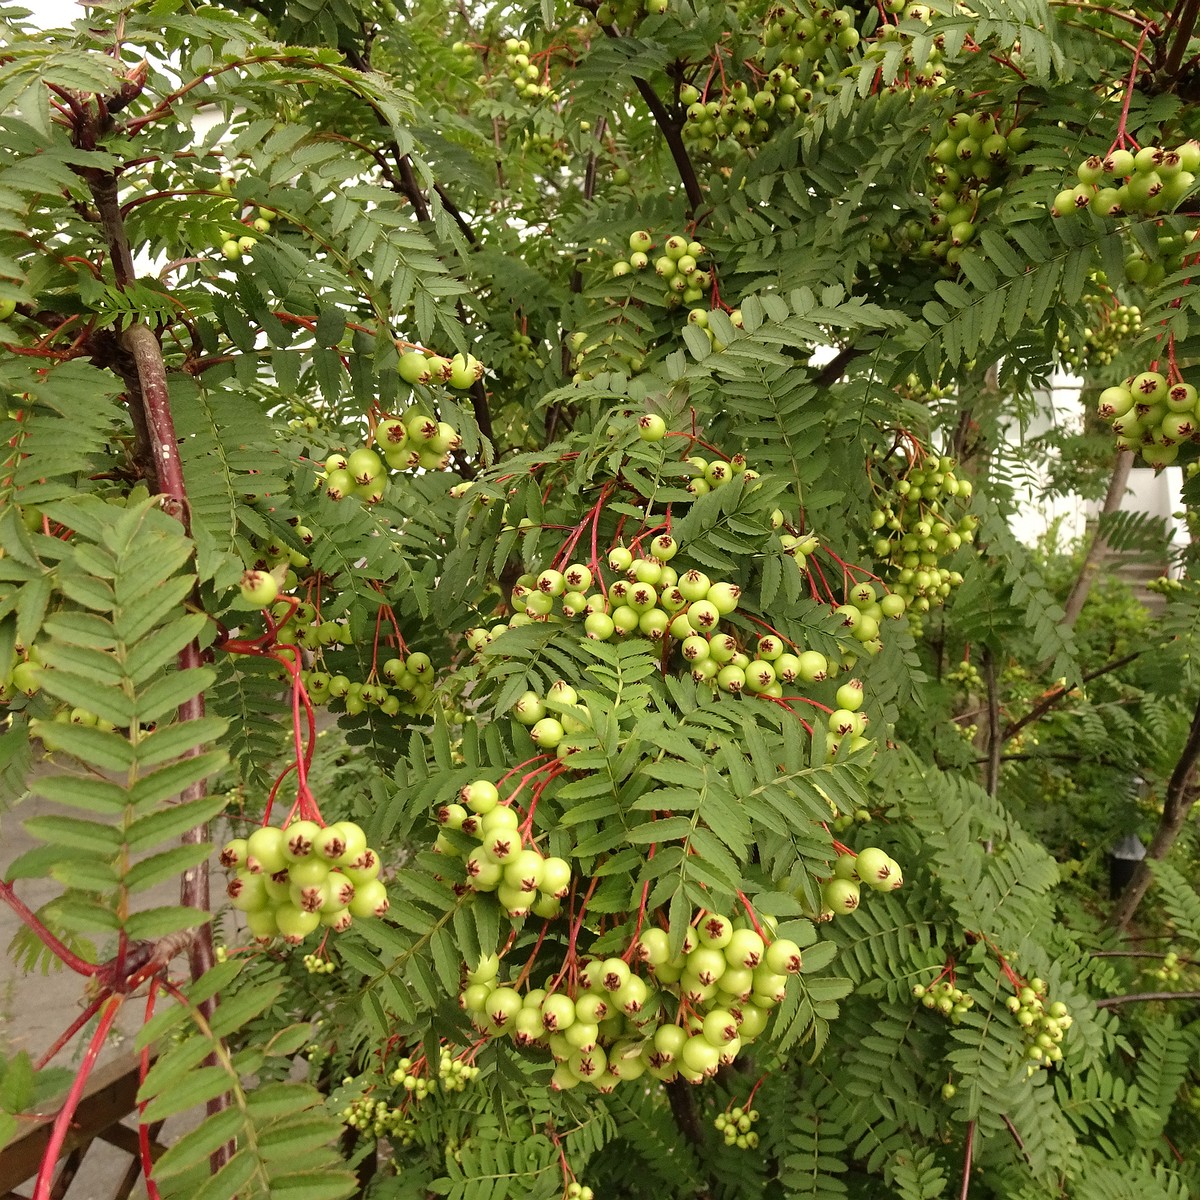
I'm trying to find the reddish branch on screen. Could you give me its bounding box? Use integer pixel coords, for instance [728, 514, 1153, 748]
[31, 995, 124, 1200]
[959, 1120, 975, 1200]
[84, 103, 229, 1160]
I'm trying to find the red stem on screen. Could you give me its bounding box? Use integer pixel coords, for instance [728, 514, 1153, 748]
[959, 1120, 975, 1200]
[34, 994, 107, 1068]
[497, 753, 556, 787]
[1113, 27, 1150, 147]
[735, 890, 765, 938]
[32, 995, 124, 1200]
[0, 881, 98, 976]
[262, 761, 297, 826]
[138, 982, 164, 1200]
[549, 875, 599, 992]
[780, 694, 836, 715]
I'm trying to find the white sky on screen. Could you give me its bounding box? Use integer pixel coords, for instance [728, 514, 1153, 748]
[23, 0, 82, 27]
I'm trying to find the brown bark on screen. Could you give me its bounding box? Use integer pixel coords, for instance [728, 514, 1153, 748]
[1061, 450, 1134, 629]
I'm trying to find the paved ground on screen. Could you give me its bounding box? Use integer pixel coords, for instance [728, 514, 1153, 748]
[2, 781, 210, 1198]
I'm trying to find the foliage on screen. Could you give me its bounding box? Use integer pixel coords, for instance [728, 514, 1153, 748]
[1, 0, 1200, 1196]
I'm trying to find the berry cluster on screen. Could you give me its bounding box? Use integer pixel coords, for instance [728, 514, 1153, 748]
[321, 409, 462, 504]
[434, 778, 572, 921]
[912, 975, 975, 1024]
[221, 820, 389, 943]
[508, 326, 543, 366]
[4, 643, 120, 743]
[312, 646, 436, 718]
[565, 327, 647, 382]
[1151, 950, 1185, 983]
[1005, 977, 1070, 1075]
[340, 1094, 412, 1140]
[465, 536, 868, 758]
[828, 806, 873, 835]
[391, 1050, 481, 1095]
[820, 845, 903, 917]
[1057, 294, 1142, 371]
[681, 448, 757, 497]
[1125, 229, 1198, 286]
[776, 528, 820, 568]
[714, 1104, 760, 1150]
[945, 659, 983, 693]
[460, 913, 806, 1090]
[859, 6, 946, 93]
[231, 582, 438, 720]
[212, 174, 277, 261]
[897, 371, 954, 405]
[595, 0, 665, 31]
[865, 450, 975, 610]
[680, 73, 810, 157]
[1052, 141, 1199, 218]
[498, 37, 556, 102]
[827, 580, 904, 663]
[521, 130, 571, 166]
[1096, 370, 1199, 468]
[680, 0, 876, 158]
[303, 953, 337, 975]
[610, 229, 715, 313]
[398, 348, 484, 391]
[333, 1046, 483, 1140]
[914, 113, 1027, 270]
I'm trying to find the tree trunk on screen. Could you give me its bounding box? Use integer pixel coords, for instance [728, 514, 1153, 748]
[1061, 450, 1134, 629]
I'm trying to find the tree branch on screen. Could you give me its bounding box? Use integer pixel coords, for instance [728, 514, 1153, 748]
[1108, 689, 1200, 930]
[959, 1120, 975, 1200]
[89, 141, 229, 1155]
[813, 344, 864, 387]
[580, 10, 703, 213]
[629, 76, 703, 214]
[983, 646, 1001, 798]
[1001, 652, 1141, 742]
[1096, 988, 1200, 1008]
[1160, 0, 1200, 78]
[1061, 449, 1134, 629]
[1002, 1114, 1032, 1170]
[665, 1078, 716, 1200]
[340, 43, 493, 452]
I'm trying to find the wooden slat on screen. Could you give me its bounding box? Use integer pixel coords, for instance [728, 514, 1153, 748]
[0, 1055, 146, 1189]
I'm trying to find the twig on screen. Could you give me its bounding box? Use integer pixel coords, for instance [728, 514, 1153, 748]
[0, 882, 99, 977]
[1096, 988, 1200, 1008]
[629, 77, 703, 214]
[1092, 949, 1194, 961]
[1001, 652, 1141, 742]
[31, 996, 124, 1200]
[959, 1120, 975, 1200]
[983, 646, 1001, 799]
[1002, 1114, 1032, 1169]
[1109, 690, 1200, 929]
[581, 8, 703, 212]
